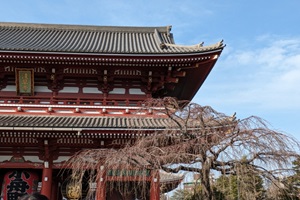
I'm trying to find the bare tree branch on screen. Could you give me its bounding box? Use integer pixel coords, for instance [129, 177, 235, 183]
[66, 98, 300, 200]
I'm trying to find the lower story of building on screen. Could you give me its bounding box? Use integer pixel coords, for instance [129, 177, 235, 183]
[0, 167, 162, 200]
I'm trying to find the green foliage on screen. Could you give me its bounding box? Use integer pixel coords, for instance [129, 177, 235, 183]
[214, 175, 238, 200]
[277, 157, 300, 200]
[274, 157, 300, 200]
[214, 172, 265, 200]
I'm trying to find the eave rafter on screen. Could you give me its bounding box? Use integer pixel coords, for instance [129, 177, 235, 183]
[0, 50, 222, 67]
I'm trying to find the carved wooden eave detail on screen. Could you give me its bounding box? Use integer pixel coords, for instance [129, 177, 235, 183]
[0, 51, 221, 67]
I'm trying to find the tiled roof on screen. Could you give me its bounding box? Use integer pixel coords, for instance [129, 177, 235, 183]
[0, 114, 236, 131]
[0, 115, 174, 130]
[160, 170, 184, 192]
[0, 22, 224, 54]
[160, 170, 184, 183]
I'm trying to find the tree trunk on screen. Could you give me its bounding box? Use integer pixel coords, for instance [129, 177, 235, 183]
[201, 160, 213, 200]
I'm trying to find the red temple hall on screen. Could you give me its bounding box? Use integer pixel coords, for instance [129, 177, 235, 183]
[0, 22, 224, 200]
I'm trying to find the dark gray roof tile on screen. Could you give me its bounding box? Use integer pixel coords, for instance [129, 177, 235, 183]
[0, 115, 173, 130]
[0, 22, 224, 54]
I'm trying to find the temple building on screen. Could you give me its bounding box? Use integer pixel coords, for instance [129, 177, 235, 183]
[0, 22, 224, 200]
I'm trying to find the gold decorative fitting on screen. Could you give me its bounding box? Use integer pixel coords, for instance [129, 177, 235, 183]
[66, 181, 82, 200]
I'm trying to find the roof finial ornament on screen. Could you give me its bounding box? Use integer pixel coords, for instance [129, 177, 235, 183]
[218, 40, 224, 47]
[197, 42, 204, 48]
[166, 26, 172, 36]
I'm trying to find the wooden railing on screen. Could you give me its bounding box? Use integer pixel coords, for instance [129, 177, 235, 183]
[0, 96, 165, 116]
[0, 96, 145, 107]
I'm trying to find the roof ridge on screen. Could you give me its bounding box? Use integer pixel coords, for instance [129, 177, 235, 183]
[0, 22, 172, 33]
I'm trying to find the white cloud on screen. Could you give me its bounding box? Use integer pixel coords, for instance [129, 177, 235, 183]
[197, 35, 300, 111]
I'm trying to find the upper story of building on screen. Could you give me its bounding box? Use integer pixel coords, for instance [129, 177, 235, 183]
[0, 22, 224, 116]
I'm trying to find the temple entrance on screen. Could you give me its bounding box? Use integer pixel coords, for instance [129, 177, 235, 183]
[0, 22, 223, 200]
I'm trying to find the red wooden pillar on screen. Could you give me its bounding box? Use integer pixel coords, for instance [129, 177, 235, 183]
[51, 178, 58, 200]
[150, 170, 160, 200]
[96, 166, 106, 200]
[41, 161, 53, 200]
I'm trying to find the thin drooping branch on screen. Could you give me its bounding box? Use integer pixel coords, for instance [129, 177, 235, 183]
[65, 97, 300, 200]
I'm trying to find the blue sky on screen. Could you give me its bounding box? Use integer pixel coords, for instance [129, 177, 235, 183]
[1, 0, 300, 141]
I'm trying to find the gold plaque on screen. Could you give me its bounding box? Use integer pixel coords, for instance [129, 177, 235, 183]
[15, 68, 34, 96]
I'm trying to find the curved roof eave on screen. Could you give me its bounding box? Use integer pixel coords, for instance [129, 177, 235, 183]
[0, 46, 224, 57]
